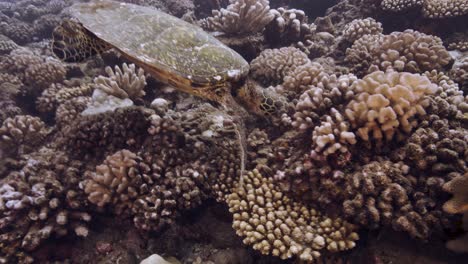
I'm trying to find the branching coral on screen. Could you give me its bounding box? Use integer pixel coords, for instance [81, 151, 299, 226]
[443, 172, 468, 252]
[250, 47, 310, 86]
[381, 0, 468, 18]
[81, 63, 147, 116]
[0, 148, 90, 262]
[0, 34, 18, 54]
[283, 62, 327, 94]
[0, 48, 67, 92]
[55, 96, 91, 128]
[344, 71, 438, 145]
[264, 7, 314, 45]
[57, 106, 154, 159]
[36, 83, 94, 113]
[93, 63, 146, 101]
[227, 169, 359, 261]
[343, 18, 383, 43]
[200, 0, 275, 36]
[293, 73, 358, 131]
[450, 56, 468, 94]
[0, 115, 49, 157]
[311, 108, 357, 158]
[345, 30, 452, 76]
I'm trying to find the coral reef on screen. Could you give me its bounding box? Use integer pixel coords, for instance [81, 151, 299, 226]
[1, 0, 468, 262]
[346, 30, 452, 76]
[250, 47, 310, 86]
[0, 115, 50, 157]
[381, 0, 468, 18]
[200, 0, 275, 36]
[227, 168, 359, 261]
[342, 18, 383, 43]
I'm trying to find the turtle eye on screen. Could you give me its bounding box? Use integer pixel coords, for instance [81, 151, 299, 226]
[214, 88, 225, 97]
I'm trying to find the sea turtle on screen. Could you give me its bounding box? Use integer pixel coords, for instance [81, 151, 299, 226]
[51, 0, 249, 105]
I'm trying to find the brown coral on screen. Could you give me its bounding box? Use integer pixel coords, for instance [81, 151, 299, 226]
[0, 148, 90, 262]
[343, 18, 383, 43]
[250, 47, 310, 86]
[264, 7, 315, 45]
[0, 115, 49, 156]
[344, 71, 438, 144]
[346, 30, 452, 76]
[200, 0, 275, 36]
[93, 63, 146, 101]
[36, 83, 94, 113]
[227, 169, 359, 261]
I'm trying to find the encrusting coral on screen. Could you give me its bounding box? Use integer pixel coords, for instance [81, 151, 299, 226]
[227, 168, 359, 261]
[200, 0, 275, 36]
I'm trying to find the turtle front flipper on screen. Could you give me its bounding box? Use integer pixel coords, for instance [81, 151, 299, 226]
[52, 19, 110, 62]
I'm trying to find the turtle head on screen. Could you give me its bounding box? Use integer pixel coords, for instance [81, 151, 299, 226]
[52, 19, 110, 62]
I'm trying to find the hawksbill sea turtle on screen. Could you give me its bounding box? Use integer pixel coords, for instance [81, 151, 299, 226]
[51, 0, 250, 106]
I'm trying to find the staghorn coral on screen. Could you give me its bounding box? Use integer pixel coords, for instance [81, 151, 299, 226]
[344, 71, 438, 145]
[36, 83, 94, 113]
[345, 30, 452, 76]
[0, 115, 49, 157]
[343, 18, 383, 43]
[250, 47, 310, 86]
[200, 0, 275, 36]
[93, 63, 146, 101]
[0, 148, 90, 262]
[264, 7, 315, 46]
[227, 169, 359, 261]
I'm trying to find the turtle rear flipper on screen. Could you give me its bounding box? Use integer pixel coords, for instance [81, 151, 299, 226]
[52, 19, 110, 62]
